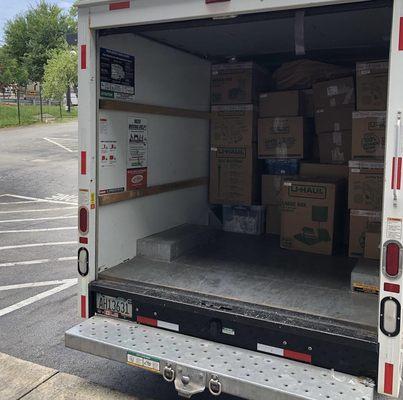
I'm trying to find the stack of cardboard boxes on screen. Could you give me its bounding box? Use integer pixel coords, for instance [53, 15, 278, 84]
[258, 90, 312, 236]
[208, 59, 388, 259]
[348, 61, 387, 261]
[209, 62, 269, 233]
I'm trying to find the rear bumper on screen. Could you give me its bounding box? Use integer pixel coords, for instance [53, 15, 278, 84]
[88, 278, 379, 379]
[66, 316, 374, 400]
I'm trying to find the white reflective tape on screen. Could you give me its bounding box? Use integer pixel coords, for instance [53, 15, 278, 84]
[157, 320, 179, 332]
[257, 343, 284, 356]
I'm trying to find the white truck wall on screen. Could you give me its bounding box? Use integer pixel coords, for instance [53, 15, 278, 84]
[97, 33, 211, 271]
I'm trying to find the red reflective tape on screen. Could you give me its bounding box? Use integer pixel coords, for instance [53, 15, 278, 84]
[384, 282, 400, 293]
[399, 18, 403, 51]
[79, 237, 88, 244]
[109, 1, 130, 10]
[81, 151, 87, 175]
[81, 295, 87, 318]
[392, 157, 402, 189]
[284, 349, 312, 363]
[80, 45, 87, 70]
[384, 363, 394, 394]
[137, 316, 158, 327]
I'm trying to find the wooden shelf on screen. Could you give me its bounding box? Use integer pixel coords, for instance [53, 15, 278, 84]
[99, 177, 208, 206]
[99, 99, 211, 120]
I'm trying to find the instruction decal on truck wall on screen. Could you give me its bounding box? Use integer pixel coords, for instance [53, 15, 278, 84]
[99, 117, 120, 169]
[98, 117, 124, 195]
[100, 48, 135, 100]
[127, 117, 148, 190]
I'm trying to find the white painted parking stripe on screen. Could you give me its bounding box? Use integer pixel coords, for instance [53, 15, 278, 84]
[0, 193, 77, 205]
[46, 137, 77, 141]
[0, 201, 40, 205]
[43, 137, 74, 153]
[0, 257, 76, 268]
[0, 279, 77, 317]
[0, 241, 76, 251]
[0, 227, 76, 234]
[0, 279, 77, 291]
[0, 215, 76, 224]
[0, 207, 76, 214]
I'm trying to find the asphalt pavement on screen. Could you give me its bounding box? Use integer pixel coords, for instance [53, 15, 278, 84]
[0, 121, 231, 400]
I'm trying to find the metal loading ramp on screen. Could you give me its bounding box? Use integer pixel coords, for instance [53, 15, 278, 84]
[66, 316, 374, 400]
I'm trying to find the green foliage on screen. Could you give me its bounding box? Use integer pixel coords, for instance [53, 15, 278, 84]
[43, 47, 78, 101]
[4, 1, 77, 82]
[0, 103, 77, 128]
[0, 47, 28, 89]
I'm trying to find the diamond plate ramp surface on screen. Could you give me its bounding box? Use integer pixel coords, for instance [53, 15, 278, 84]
[66, 316, 374, 400]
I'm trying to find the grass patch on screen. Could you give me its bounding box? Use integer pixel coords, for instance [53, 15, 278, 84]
[0, 103, 78, 129]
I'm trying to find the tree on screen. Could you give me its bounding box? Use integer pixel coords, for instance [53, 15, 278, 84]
[4, 1, 70, 83]
[0, 47, 29, 124]
[43, 47, 77, 112]
[0, 47, 28, 96]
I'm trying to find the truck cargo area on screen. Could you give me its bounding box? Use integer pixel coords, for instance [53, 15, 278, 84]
[83, 0, 395, 388]
[99, 227, 377, 330]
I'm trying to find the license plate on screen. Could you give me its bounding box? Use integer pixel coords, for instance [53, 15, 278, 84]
[96, 293, 133, 319]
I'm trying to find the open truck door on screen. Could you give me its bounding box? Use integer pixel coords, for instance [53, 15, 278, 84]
[67, 0, 403, 398]
[378, 0, 403, 397]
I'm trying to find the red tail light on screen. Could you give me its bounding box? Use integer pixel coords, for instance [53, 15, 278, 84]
[386, 243, 400, 277]
[79, 206, 89, 235]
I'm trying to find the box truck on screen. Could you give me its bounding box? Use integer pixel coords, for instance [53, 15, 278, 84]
[66, 0, 403, 398]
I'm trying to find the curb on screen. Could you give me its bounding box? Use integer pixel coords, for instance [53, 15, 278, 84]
[0, 353, 140, 400]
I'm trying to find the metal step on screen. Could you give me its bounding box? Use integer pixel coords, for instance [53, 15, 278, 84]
[66, 316, 374, 400]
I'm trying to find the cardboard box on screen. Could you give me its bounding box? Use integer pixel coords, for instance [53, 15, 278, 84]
[351, 258, 379, 294]
[349, 210, 381, 257]
[266, 204, 281, 235]
[211, 105, 256, 146]
[352, 111, 386, 159]
[259, 90, 300, 117]
[280, 178, 343, 255]
[317, 130, 352, 164]
[262, 175, 288, 205]
[209, 146, 256, 205]
[313, 77, 355, 110]
[364, 230, 381, 260]
[211, 62, 269, 105]
[356, 61, 388, 111]
[300, 162, 349, 180]
[348, 161, 384, 211]
[314, 105, 354, 134]
[258, 117, 310, 158]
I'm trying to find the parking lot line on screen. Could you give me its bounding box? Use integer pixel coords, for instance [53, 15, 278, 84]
[0, 257, 76, 268]
[43, 137, 75, 153]
[0, 193, 77, 206]
[0, 200, 40, 205]
[0, 241, 76, 251]
[0, 226, 76, 234]
[0, 215, 76, 223]
[0, 279, 77, 291]
[0, 278, 77, 317]
[0, 207, 76, 214]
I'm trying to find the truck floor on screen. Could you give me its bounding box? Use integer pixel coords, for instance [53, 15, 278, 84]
[99, 231, 378, 330]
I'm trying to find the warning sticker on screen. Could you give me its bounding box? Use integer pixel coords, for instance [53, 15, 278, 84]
[127, 117, 148, 190]
[387, 218, 402, 240]
[79, 189, 89, 206]
[127, 351, 160, 373]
